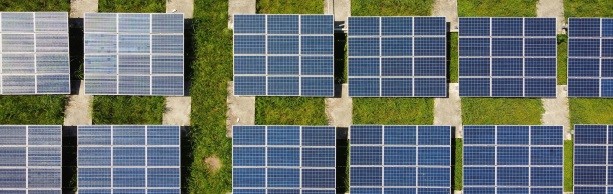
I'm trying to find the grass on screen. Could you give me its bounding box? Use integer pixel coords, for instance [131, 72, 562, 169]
[0, 0, 69, 11]
[98, 0, 165, 12]
[188, 0, 233, 193]
[564, 140, 573, 192]
[255, 97, 328, 125]
[564, 0, 613, 18]
[0, 96, 67, 125]
[458, 0, 538, 17]
[449, 33, 459, 83]
[558, 35, 568, 85]
[453, 138, 463, 190]
[352, 0, 434, 16]
[92, 96, 165, 124]
[569, 99, 613, 125]
[462, 98, 543, 125]
[256, 0, 323, 14]
[353, 98, 434, 124]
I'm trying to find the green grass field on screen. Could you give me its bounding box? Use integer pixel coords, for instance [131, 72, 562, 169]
[255, 97, 328, 125]
[92, 96, 165, 124]
[462, 98, 543, 125]
[353, 98, 434, 124]
[570, 99, 613, 125]
[564, 140, 573, 191]
[352, 0, 434, 16]
[98, 0, 165, 12]
[449, 33, 459, 83]
[558, 35, 568, 85]
[454, 138, 463, 190]
[0, 0, 69, 11]
[458, 0, 538, 17]
[565, 0, 613, 18]
[257, 0, 323, 14]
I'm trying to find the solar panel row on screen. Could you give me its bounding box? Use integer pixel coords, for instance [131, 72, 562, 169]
[459, 18, 557, 97]
[568, 18, 613, 97]
[233, 15, 335, 96]
[0, 12, 70, 94]
[232, 126, 336, 193]
[463, 125, 564, 194]
[84, 13, 184, 96]
[77, 125, 181, 194]
[0, 125, 62, 193]
[350, 125, 451, 193]
[347, 17, 448, 97]
[574, 125, 613, 193]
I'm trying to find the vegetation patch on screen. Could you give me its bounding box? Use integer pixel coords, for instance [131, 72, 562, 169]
[558, 35, 568, 85]
[92, 96, 165, 124]
[256, 0, 323, 14]
[0, 96, 67, 125]
[255, 97, 328, 125]
[352, 0, 434, 16]
[453, 138, 463, 190]
[0, 0, 69, 11]
[564, 140, 573, 192]
[569, 98, 613, 125]
[462, 98, 543, 125]
[449, 32, 459, 83]
[458, 0, 538, 17]
[98, 0, 165, 12]
[564, 0, 613, 18]
[353, 98, 434, 124]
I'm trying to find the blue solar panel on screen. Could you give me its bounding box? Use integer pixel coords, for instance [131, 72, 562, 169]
[233, 15, 334, 96]
[84, 13, 184, 96]
[463, 125, 563, 193]
[574, 125, 613, 193]
[350, 125, 451, 192]
[77, 125, 180, 193]
[232, 126, 336, 193]
[0, 125, 61, 193]
[347, 17, 447, 97]
[0, 12, 70, 95]
[459, 18, 557, 97]
[568, 18, 613, 97]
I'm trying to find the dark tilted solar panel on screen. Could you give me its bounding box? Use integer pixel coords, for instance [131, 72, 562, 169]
[232, 126, 336, 193]
[349, 125, 451, 193]
[463, 125, 563, 193]
[459, 18, 557, 97]
[233, 15, 334, 97]
[573, 125, 613, 193]
[84, 13, 184, 96]
[77, 125, 181, 193]
[347, 17, 447, 97]
[568, 18, 613, 97]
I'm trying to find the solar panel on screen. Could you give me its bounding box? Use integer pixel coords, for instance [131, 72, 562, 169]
[0, 12, 70, 94]
[232, 126, 336, 193]
[84, 13, 184, 96]
[573, 125, 613, 193]
[233, 15, 335, 97]
[77, 125, 181, 193]
[567, 18, 613, 97]
[347, 17, 447, 97]
[463, 125, 563, 193]
[0, 125, 62, 193]
[349, 125, 451, 193]
[459, 18, 557, 97]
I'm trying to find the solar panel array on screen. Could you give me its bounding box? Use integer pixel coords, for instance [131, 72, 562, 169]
[0, 125, 62, 193]
[463, 125, 563, 193]
[350, 125, 451, 193]
[567, 18, 613, 97]
[233, 14, 335, 96]
[0, 12, 70, 94]
[233, 126, 336, 193]
[347, 17, 447, 97]
[574, 125, 613, 193]
[77, 125, 181, 193]
[459, 18, 557, 97]
[84, 13, 184, 96]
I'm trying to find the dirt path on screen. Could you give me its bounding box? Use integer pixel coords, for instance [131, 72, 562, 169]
[537, 0, 565, 34]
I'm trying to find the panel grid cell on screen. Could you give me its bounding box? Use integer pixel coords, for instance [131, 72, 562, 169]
[349, 125, 451, 193]
[573, 125, 613, 193]
[347, 17, 447, 97]
[463, 125, 563, 193]
[459, 18, 557, 97]
[0, 125, 62, 193]
[568, 18, 613, 97]
[0, 12, 70, 95]
[233, 15, 334, 96]
[77, 125, 181, 194]
[232, 126, 336, 193]
[84, 13, 184, 96]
